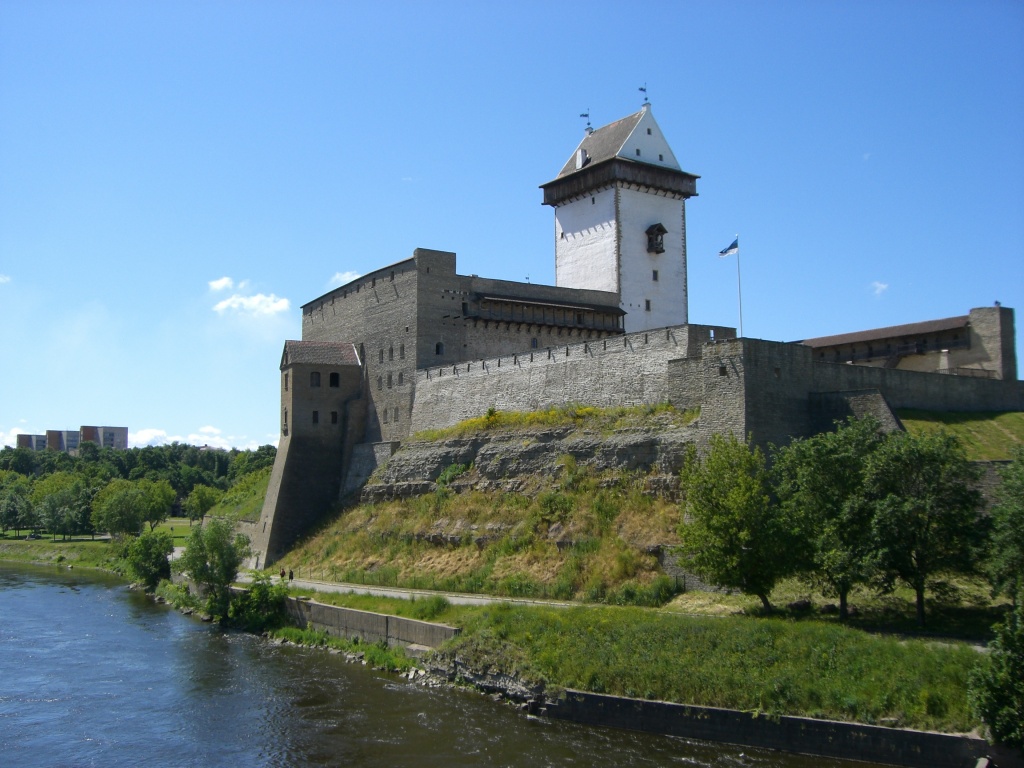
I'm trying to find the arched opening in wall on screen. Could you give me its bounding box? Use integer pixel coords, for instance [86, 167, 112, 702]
[387, 373, 393, 388]
[310, 371, 321, 387]
[331, 411, 338, 424]
[379, 349, 384, 363]
[329, 372, 339, 388]
[531, 337, 538, 349]
[398, 372, 404, 385]
[435, 341, 444, 355]
[399, 343, 405, 360]
[389, 346, 394, 361]
[312, 410, 319, 424]
[377, 376, 383, 390]
[284, 373, 288, 391]
[283, 409, 288, 436]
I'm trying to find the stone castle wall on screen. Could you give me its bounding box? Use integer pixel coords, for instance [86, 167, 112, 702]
[409, 323, 736, 434]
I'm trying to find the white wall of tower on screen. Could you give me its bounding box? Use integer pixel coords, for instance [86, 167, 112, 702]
[554, 186, 618, 294]
[617, 186, 688, 332]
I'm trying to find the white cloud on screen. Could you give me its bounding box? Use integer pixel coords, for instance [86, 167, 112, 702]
[0, 274, 10, 284]
[213, 293, 290, 316]
[329, 270, 361, 288]
[209, 276, 234, 291]
[129, 426, 259, 450]
[129, 428, 171, 447]
[871, 281, 889, 297]
[1, 427, 26, 448]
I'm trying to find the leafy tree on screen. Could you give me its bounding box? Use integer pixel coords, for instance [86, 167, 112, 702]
[678, 434, 800, 610]
[91, 478, 146, 536]
[228, 445, 276, 482]
[987, 446, 1024, 607]
[0, 475, 33, 537]
[970, 603, 1024, 748]
[183, 485, 224, 524]
[864, 430, 983, 627]
[138, 478, 176, 531]
[774, 417, 885, 620]
[123, 530, 174, 590]
[175, 519, 251, 617]
[228, 572, 289, 631]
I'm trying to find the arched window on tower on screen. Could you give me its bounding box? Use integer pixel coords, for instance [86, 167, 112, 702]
[435, 341, 444, 356]
[329, 372, 339, 388]
[310, 371, 321, 387]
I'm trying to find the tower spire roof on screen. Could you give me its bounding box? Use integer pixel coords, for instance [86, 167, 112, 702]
[551, 104, 682, 181]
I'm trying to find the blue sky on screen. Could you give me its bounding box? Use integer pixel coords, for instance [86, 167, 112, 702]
[2, 0, 1022, 449]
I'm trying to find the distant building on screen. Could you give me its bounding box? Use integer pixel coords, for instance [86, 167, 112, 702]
[16, 426, 128, 453]
[16, 434, 47, 451]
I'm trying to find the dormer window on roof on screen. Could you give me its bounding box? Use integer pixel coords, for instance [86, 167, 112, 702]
[646, 223, 667, 254]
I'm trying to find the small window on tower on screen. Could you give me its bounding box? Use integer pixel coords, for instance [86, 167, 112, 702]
[312, 410, 319, 424]
[647, 128, 652, 135]
[310, 371, 321, 387]
[331, 411, 338, 424]
[635, 148, 641, 157]
[645, 300, 651, 312]
[329, 372, 339, 387]
[652, 270, 659, 282]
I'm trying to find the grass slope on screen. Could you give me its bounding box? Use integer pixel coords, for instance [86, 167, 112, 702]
[896, 409, 1024, 461]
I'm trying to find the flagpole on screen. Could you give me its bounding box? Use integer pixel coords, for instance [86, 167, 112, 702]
[735, 234, 743, 338]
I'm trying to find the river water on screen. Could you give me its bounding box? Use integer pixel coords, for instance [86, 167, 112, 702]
[1, 564, 867, 767]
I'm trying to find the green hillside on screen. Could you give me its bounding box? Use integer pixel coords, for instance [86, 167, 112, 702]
[896, 410, 1024, 461]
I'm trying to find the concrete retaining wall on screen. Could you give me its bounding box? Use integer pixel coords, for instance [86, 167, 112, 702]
[282, 596, 460, 649]
[547, 690, 998, 768]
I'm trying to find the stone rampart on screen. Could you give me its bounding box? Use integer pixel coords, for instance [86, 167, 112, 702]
[410, 324, 733, 434]
[282, 596, 460, 649]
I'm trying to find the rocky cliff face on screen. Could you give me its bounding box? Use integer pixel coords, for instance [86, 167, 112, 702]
[361, 421, 700, 503]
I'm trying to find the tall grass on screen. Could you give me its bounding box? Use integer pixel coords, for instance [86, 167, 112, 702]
[447, 604, 982, 732]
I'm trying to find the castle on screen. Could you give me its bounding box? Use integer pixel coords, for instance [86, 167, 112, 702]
[251, 106, 1022, 568]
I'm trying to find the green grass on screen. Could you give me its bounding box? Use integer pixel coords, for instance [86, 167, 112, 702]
[896, 409, 1024, 461]
[150, 517, 194, 547]
[270, 626, 416, 672]
[441, 604, 981, 732]
[0, 534, 118, 570]
[209, 466, 271, 522]
[412, 403, 698, 441]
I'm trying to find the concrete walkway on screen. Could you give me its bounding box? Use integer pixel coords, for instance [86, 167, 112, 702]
[236, 571, 574, 609]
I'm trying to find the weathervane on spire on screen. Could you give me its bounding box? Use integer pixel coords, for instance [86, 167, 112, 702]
[580, 109, 592, 134]
[639, 83, 649, 105]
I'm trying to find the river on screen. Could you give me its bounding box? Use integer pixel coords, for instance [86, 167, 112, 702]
[1, 564, 866, 767]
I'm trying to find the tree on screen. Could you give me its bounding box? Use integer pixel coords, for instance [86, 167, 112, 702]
[970, 603, 1024, 748]
[774, 418, 885, 620]
[138, 478, 176, 531]
[0, 475, 33, 537]
[91, 478, 146, 536]
[183, 485, 224, 525]
[175, 519, 251, 617]
[678, 434, 800, 610]
[987, 446, 1024, 607]
[123, 530, 174, 590]
[228, 572, 289, 631]
[865, 430, 983, 627]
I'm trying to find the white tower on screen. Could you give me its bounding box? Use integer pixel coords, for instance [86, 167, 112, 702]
[541, 105, 698, 332]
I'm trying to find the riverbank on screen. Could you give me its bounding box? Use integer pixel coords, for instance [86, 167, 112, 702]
[244, 586, 1016, 768]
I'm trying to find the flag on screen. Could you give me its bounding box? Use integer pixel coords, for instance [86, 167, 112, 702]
[718, 237, 739, 258]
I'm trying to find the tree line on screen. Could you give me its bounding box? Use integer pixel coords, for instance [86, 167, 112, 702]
[678, 419, 1022, 627]
[0, 441, 276, 539]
